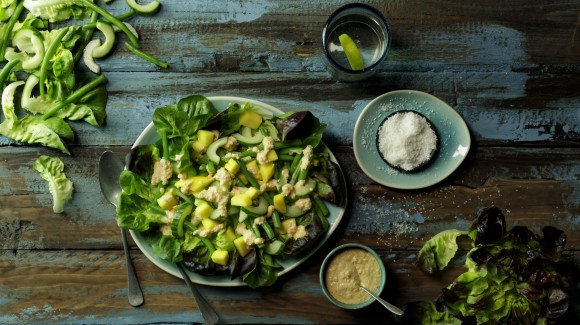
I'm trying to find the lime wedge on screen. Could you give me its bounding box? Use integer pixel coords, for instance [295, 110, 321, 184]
[338, 33, 365, 70]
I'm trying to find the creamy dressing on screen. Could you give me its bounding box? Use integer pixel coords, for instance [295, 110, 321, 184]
[324, 248, 382, 305]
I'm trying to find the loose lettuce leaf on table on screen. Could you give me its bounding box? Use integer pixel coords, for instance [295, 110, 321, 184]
[33, 155, 73, 213]
[417, 229, 468, 274]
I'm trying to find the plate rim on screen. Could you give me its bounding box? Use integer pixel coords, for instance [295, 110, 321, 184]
[129, 96, 347, 287]
[353, 90, 471, 189]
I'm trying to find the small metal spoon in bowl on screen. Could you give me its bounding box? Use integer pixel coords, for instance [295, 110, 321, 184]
[360, 285, 404, 316]
[99, 150, 144, 307]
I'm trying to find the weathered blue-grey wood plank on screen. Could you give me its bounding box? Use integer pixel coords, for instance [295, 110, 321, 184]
[1, 248, 577, 324]
[1, 72, 576, 148]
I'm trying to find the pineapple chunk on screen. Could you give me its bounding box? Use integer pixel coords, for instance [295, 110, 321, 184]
[273, 193, 287, 213]
[239, 111, 262, 129]
[192, 130, 215, 153]
[234, 236, 250, 257]
[176, 176, 213, 193]
[260, 162, 275, 182]
[231, 193, 252, 207]
[245, 160, 261, 180]
[194, 200, 214, 219]
[224, 159, 240, 174]
[201, 216, 219, 230]
[197, 130, 215, 147]
[281, 218, 296, 234]
[192, 140, 206, 154]
[237, 172, 248, 185]
[225, 226, 236, 241]
[157, 192, 178, 210]
[266, 149, 278, 162]
[211, 250, 230, 266]
[245, 187, 261, 199]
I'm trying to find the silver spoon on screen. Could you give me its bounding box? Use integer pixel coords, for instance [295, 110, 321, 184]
[360, 285, 404, 316]
[99, 150, 144, 307]
[177, 263, 219, 325]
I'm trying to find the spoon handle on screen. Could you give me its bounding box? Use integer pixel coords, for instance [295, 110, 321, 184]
[360, 286, 404, 316]
[177, 263, 220, 325]
[121, 229, 144, 307]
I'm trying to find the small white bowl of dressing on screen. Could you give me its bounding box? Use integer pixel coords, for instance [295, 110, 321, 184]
[319, 243, 386, 309]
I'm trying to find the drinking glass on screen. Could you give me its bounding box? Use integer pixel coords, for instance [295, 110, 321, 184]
[322, 3, 391, 81]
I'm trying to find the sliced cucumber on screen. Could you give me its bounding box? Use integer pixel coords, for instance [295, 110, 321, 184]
[12, 29, 44, 70]
[239, 210, 249, 223]
[207, 137, 229, 164]
[0, 1, 17, 22]
[294, 178, 317, 197]
[265, 240, 285, 255]
[283, 204, 308, 218]
[92, 21, 115, 59]
[126, 0, 161, 15]
[233, 126, 264, 146]
[1, 81, 25, 126]
[112, 22, 139, 39]
[241, 196, 268, 216]
[20, 74, 39, 112]
[83, 39, 101, 73]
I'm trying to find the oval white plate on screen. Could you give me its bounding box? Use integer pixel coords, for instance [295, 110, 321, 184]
[129, 96, 347, 286]
[353, 90, 471, 189]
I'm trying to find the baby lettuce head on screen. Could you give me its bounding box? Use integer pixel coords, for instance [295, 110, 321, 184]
[413, 206, 576, 325]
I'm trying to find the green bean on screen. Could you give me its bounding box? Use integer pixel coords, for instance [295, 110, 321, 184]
[313, 197, 329, 217]
[0, 1, 24, 61]
[124, 41, 168, 68]
[42, 74, 107, 120]
[0, 59, 19, 85]
[236, 159, 260, 188]
[40, 27, 70, 97]
[261, 221, 275, 239]
[272, 211, 282, 229]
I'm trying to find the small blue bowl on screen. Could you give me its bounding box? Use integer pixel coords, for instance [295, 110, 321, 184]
[319, 243, 386, 309]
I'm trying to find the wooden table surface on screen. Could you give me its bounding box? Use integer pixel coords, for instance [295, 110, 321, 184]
[1, 0, 579, 324]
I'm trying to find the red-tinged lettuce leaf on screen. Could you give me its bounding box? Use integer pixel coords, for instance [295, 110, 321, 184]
[469, 206, 506, 246]
[416, 207, 577, 325]
[540, 226, 566, 261]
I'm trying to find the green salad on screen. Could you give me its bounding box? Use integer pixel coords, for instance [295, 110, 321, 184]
[116, 95, 345, 288]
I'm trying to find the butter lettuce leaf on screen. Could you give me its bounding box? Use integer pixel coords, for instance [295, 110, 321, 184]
[1, 80, 73, 154]
[33, 155, 73, 213]
[417, 229, 468, 274]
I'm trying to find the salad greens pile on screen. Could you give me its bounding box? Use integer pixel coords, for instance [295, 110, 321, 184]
[0, 0, 166, 154]
[406, 206, 576, 325]
[1, 0, 165, 213]
[116, 95, 345, 288]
